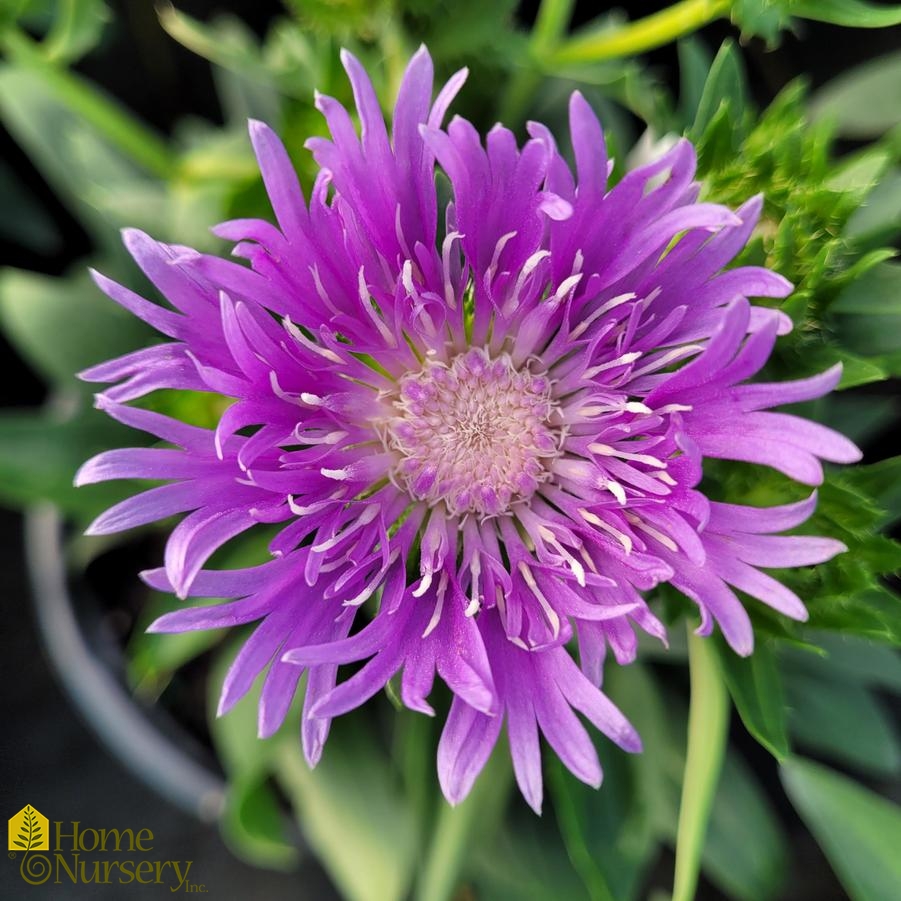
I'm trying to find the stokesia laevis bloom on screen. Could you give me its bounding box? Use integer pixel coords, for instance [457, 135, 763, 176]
[76, 47, 860, 813]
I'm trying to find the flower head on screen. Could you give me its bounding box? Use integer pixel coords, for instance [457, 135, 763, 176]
[77, 47, 859, 812]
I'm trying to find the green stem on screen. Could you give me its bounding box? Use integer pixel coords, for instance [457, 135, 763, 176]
[379, 11, 409, 112]
[414, 748, 514, 901]
[531, 0, 576, 52]
[549, 0, 730, 66]
[2, 29, 174, 178]
[672, 626, 730, 901]
[499, 0, 574, 125]
[548, 760, 617, 901]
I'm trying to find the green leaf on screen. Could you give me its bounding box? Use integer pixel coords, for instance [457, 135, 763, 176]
[825, 146, 891, 201]
[730, 0, 792, 43]
[781, 757, 901, 901]
[0, 405, 141, 518]
[703, 753, 788, 901]
[689, 39, 748, 143]
[817, 395, 898, 446]
[546, 1, 731, 67]
[275, 720, 419, 901]
[0, 267, 153, 386]
[158, 5, 318, 108]
[811, 51, 901, 138]
[793, 0, 901, 29]
[549, 663, 674, 901]
[785, 674, 901, 777]
[846, 456, 901, 528]
[716, 638, 790, 759]
[845, 168, 901, 246]
[415, 746, 513, 901]
[0, 39, 172, 184]
[0, 61, 166, 243]
[831, 262, 901, 357]
[782, 632, 901, 692]
[128, 531, 276, 699]
[803, 346, 889, 389]
[831, 261, 901, 316]
[0, 0, 33, 32]
[676, 38, 711, 127]
[221, 770, 299, 871]
[41, 0, 110, 64]
[127, 592, 225, 701]
[470, 817, 588, 901]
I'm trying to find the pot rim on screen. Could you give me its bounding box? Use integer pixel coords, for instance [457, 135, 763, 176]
[25, 502, 226, 823]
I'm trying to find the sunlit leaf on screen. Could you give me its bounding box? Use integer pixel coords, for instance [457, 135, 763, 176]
[41, 0, 110, 64]
[0, 267, 153, 387]
[221, 769, 300, 870]
[276, 720, 419, 901]
[793, 0, 901, 29]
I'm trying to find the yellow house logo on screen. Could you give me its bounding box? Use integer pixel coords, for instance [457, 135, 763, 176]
[8, 806, 49, 852]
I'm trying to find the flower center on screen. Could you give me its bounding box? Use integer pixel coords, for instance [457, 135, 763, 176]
[383, 349, 562, 516]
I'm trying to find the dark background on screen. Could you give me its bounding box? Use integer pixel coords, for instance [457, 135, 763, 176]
[1, 2, 899, 899]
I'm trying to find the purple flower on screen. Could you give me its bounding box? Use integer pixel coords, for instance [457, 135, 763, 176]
[76, 47, 859, 813]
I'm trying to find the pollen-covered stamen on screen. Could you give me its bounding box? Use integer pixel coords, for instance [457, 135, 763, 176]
[383, 349, 563, 516]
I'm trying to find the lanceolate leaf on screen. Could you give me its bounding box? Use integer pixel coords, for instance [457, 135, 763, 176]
[716, 638, 790, 759]
[689, 39, 747, 143]
[793, 0, 901, 29]
[785, 674, 901, 777]
[782, 758, 901, 901]
[0, 267, 153, 387]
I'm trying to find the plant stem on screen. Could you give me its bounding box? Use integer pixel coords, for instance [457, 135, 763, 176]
[531, 0, 576, 53]
[499, 0, 574, 125]
[550, 0, 730, 66]
[414, 747, 514, 901]
[672, 625, 730, 901]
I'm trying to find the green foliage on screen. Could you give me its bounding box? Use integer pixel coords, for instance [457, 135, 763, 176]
[548, 662, 791, 901]
[0, 4, 899, 901]
[785, 674, 901, 776]
[0, 404, 142, 523]
[697, 82, 884, 330]
[729, 0, 793, 44]
[39, 0, 110, 65]
[811, 50, 901, 139]
[469, 816, 589, 901]
[716, 638, 790, 759]
[788, 466, 901, 644]
[0, 267, 154, 387]
[791, 0, 901, 29]
[682, 47, 901, 656]
[733, 0, 901, 41]
[781, 758, 901, 901]
[831, 261, 901, 370]
[688, 39, 749, 143]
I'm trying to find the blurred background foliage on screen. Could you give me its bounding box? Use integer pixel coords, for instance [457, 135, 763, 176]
[1, 2, 900, 900]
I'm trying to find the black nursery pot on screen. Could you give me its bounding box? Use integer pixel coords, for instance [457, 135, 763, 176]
[25, 503, 226, 822]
